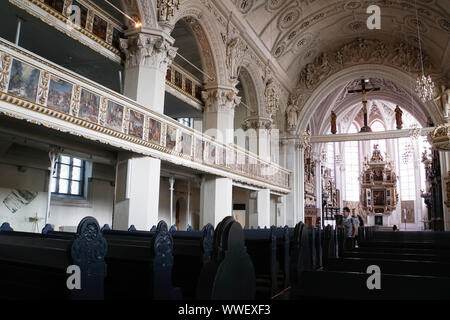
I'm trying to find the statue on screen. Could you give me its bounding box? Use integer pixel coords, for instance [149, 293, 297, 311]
[395, 105, 403, 130]
[330, 111, 337, 134]
[286, 101, 299, 132]
[440, 85, 450, 118]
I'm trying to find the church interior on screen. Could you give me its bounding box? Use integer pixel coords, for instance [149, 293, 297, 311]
[0, 0, 449, 302]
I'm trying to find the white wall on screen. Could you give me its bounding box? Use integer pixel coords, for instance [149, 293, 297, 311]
[0, 163, 114, 232]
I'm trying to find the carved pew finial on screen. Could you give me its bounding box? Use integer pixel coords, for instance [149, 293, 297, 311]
[71, 217, 107, 300]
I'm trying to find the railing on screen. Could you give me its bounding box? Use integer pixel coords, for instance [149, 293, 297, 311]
[10, 0, 125, 62]
[166, 62, 204, 109]
[10, 0, 206, 109]
[0, 38, 290, 192]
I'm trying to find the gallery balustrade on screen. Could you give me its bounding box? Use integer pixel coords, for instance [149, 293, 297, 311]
[0, 38, 290, 192]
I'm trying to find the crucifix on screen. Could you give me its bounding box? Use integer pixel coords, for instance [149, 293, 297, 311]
[348, 79, 380, 132]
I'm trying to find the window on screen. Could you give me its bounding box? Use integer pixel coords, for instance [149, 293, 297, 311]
[344, 123, 360, 201]
[177, 118, 192, 128]
[398, 138, 415, 200]
[370, 120, 386, 155]
[51, 156, 85, 197]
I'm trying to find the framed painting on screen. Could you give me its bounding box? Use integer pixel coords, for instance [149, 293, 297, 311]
[43, 0, 64, 13]
[78, 89, 100, 123]
[92, 15, 107, 41]
[105, 101, 124, 132]
[47, 76, 73, 114]
[181, 132, 192, 156]
[112, 28, 124, 50]
[185, 78, 193, 95]
[166, 125, 177, 150]
[194, 138, 204, 160]
[195, 85, 202, 100]
[148, 118, 161, 144]
[166, 67, 172, 82]
[7, 59, 40, 102]
[175, 70, 182, 88]
[373, 190, 385, 206]
[71, 0, 88, 29]
[129, 109, 144, 139]
[209, 143, 216, 163]
[373, 168, 383, 182]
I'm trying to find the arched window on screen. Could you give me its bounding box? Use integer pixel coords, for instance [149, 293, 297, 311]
[370, 120, 386, 155]
[344, 123, 360, 201]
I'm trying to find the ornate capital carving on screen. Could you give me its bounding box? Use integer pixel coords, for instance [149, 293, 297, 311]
[201, 88, 241, 113]
[241, 116, 273, 130]
[120, 33, 178, 72]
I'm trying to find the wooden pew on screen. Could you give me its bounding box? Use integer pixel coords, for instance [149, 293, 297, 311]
[170, 224, 214, 299]
[196, 216, 256, 300]
[275, 226, 290, 290]
[289, 222, 312, 290]
[0, 217, 106, 300]
[100, 221, 180, 300]
[243, 226, 278, 299]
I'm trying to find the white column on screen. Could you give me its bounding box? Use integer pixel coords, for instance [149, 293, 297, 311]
[121, 31, 177, 113]
[114, 31, 176, 231]
[199, 176, 233, 227]
[169, 177, 175, 227]
[298, 143, 306, 224]
[114, 155, 161, 230]
[256, 189, 271, 227]
[202, 86, 240, 144]
[187, 180, 191, 227]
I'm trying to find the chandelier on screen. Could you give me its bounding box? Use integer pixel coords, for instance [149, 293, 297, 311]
[413, 0, 435, 103]
[415, 74, 434, 103]
[157, 0, 180, 22]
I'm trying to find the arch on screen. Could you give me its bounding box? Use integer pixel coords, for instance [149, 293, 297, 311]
[168, 2, 227, 86]
[297, 64, 444, 134]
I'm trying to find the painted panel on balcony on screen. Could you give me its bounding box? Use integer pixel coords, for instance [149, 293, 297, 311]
[47, 76, 73, 114]
[166, 125, 177, 150]
[105, 100, 124, 132]
[92, 15, 107, 41]
[180, 132, 192, 157]
[43, 0, 64, 13]
[129, 109, 144, 139]
[148, 117, 162, 145]
[78, 88, 100, 123]
[8, 59, 40, 102]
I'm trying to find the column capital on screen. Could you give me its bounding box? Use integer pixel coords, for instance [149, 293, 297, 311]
[241, 116, 273, 131]
[201, 87, 241, 113]
[120, 32, 178, 72]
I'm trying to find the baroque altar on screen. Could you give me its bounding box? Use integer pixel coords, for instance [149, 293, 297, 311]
[360, 145, 398, 216]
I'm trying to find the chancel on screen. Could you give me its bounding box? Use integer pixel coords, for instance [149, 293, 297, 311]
[0, 0, 449, 302]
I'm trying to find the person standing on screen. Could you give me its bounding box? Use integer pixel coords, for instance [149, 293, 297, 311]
[342, 207, 355, 251]
[351, 208, 360, 248]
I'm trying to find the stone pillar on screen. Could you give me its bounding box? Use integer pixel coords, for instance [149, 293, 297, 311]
[114, 154, 161, 230]
[257, 189, 271, 227]
[202, 86, 241, 144]
[199, 176, 233, 227]
[120, 31, 177, 113]
[242, 117, 272, 161]
[199, 86, 240, 227]
[113, 31, 176, 230]
[276, 195, 287, 227]
[283, 139, 305, 226]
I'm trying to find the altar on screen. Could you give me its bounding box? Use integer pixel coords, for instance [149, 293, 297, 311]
[360, 145, 398, 221]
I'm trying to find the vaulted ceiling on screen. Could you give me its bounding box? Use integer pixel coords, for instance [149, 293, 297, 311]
[232, 0, 450, 81]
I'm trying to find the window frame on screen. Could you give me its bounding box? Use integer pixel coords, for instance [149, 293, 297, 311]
[51, 155, 86, 198]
